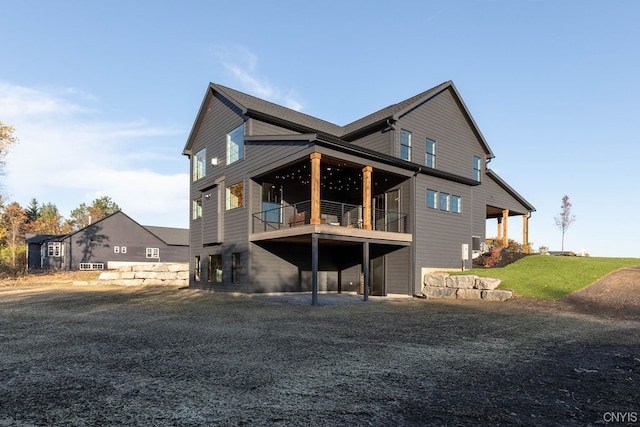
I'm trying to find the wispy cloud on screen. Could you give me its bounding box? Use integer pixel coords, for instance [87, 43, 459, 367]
[211, 45, 304, 111]
[0, 82, 188, 227]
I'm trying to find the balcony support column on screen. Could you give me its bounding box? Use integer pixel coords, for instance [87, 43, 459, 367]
[362, 166, 372, 230]
[502, 209, 509, 246]
[310, 153, 321, 225]
[496, 216, 503, 241]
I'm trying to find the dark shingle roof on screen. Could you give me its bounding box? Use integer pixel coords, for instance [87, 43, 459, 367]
[144, 226, 189, 246]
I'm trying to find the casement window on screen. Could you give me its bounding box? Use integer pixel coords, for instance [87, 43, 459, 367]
[227, 124, 244, 165]
[146, 248, 159, 259]
[400, 129, 412, 161]
[208, 254, 222, 283]
[226, 182, 244, 210]
[193, 198, 203, 220]
[232, 252, 242, 284]
[193, 148, 206, 181]
[439, 192, 450, 212]
[426, 138, 436, 168]
[194, 256, 201, 281]
[451, 195, 462, 214]
[47, 242, 62, 257]
[426, 189, 438, 209]
[473, 156, 482, 182]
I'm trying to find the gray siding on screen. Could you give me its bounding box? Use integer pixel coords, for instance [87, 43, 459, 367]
[395, 88, 486, 179]
[348, 129, 392, 155]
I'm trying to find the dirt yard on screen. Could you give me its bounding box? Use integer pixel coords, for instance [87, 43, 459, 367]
[0, 270, 638, 426]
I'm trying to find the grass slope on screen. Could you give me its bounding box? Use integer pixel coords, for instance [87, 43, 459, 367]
[462, 255, 640, 300]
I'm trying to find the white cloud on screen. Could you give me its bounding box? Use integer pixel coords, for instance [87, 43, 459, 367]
[211, 45, 304, 112]
[0, 82, 188, 228]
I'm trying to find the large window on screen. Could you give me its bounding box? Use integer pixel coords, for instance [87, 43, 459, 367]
[208, 254, 222, 283]
[400, 129, 412, 161]
[426, 138, 436, 168]
[473, 156, 482, 181]
[146, 248, 159, 259]
[47, 242, 62, 257]
[193, 198, 203, 220]
[226, 182, 244, 210]
[426, 189, 438, 209]
[193, 148, 206, 181]
[232, 252, 241, 284]
[227, 124, 244, 165]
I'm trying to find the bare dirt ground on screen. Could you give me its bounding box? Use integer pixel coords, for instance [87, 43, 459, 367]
[0, 269, 638, 426]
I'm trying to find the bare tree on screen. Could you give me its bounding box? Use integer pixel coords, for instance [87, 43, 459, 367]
[554, 195, 576, 255]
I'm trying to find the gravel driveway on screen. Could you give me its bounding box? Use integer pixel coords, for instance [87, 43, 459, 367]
[1, 284, 638, 426]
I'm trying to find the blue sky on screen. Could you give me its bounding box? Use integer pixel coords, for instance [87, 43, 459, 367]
[1, 1, 639, 257]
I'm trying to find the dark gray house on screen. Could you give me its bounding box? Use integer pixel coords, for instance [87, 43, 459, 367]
[26, 211, 189, 271]
[182, 80, 535, 300]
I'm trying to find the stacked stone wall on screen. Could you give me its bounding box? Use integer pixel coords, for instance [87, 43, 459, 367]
[422, 273, 512, 301]
[81, 263, 189, 287]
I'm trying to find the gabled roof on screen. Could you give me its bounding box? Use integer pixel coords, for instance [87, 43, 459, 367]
[486, 169, 536, 212]
[143, 225, 189, 246]
[183, 80, 495, 158]
[30, 211, 189, 247]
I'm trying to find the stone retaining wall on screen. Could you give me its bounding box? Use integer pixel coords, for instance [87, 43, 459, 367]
[81, 263, 189, 287]
[422, 272, 512, 301]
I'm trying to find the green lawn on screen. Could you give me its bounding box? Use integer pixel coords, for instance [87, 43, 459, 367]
[459, 255, 640, 300]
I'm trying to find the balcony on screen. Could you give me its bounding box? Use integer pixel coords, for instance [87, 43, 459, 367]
[252, 199, 407, 235]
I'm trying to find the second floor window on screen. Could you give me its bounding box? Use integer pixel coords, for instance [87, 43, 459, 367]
[226, 182, 244, 210]
[227, 124, 244, 165]
[193, 148, 206, 181]
[426, 139, 436, 168]
[400, 129, 411, 161]
[193, 198, 203, 220]
[473, 156, 482, 181]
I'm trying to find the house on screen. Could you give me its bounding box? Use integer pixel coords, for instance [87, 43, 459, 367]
[182, 81, 535, 302]
[26, 211, 189, 271]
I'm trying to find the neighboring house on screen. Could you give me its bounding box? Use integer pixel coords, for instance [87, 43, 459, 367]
[26, 211, 188, 271]
[182, 80, 535, 300]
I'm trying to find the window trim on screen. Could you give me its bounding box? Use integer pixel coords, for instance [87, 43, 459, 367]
[451, 195, 462, 214]
[231, 252, 241, 284]
[426, 189, 438, 209]
[208, 254, 223, 283]
[47, 242, 62, 257]
[439, 192, 450, 212]
[473, 156, 482, 182]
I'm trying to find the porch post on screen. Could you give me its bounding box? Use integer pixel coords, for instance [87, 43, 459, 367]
[362, 166, 372, 230]
[502, 209, 509, 246]
[497, 217, 503, 241]
[310, 153, 322, 225]
[523, 213, 529, 247]
[312, 234, 318, 305]
[362, 241, 370, 301]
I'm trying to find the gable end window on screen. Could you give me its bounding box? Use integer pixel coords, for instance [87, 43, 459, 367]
[227, 124, 244, 165]
[473, 156, 482, 182]
[400, 129, 412, 161]
[426, 139, 436, 168]
[193, 148, 206, 181]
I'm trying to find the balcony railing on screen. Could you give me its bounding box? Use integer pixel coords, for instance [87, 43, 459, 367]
[252, 199, 407, 234]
